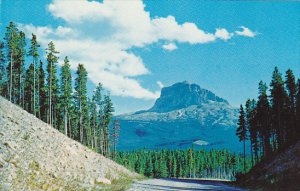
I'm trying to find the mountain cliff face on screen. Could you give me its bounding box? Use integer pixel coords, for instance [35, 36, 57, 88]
[0, 97, 139, 191]
[149, 81, 228, 113]
[117, 82, 241, 151]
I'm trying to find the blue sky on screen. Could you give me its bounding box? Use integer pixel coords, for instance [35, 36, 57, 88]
[1, 0, 299, 114]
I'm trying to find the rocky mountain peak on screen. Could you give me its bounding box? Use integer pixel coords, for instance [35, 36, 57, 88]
[148, 81, 228, 113]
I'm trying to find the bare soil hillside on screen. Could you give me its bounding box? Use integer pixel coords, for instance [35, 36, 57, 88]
[0, 97, 140, 191]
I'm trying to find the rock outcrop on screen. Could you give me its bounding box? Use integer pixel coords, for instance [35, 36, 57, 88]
[149, 81, 228, 113]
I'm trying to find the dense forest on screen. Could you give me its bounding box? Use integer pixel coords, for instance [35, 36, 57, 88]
[236, 67, 300, 172]
[0, 22, 118, 157]
[117, 148, 251, 180]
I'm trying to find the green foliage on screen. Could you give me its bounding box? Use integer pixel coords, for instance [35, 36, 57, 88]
[46, 41, 60, 127]
[38, 61, 47, 122]
[102, 94, 114, 157]
[0, 22, 115, 159]
[60, 56, 72, 136]
[74, 64, 89, 144]
[117, 149, 251, 180]
[238, 67, 300, 179]
[0, 41, 7, 97]
[236, 105, 247, 142]
[24, 64, 35, 113]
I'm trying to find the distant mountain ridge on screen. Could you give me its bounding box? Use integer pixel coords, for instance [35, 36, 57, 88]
[116, 81, 241, 151]
[148, 81, 228, 113]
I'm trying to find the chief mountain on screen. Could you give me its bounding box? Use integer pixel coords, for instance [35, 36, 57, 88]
[117, 81, 242, 151]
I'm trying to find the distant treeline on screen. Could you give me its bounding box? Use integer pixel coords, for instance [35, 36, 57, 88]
[117, 148, 251, 180]
[236, 67, 300, 172]
[0, 22, 120, 158]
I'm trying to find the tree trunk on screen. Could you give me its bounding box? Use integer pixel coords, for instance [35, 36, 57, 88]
[49, 62, 52, 126]
[9, 52, 12, 102]
[243, 140, 246, 174]
[33, 59, 36, 116]
[79, 100, 83, 143]
[64, 107, 68, 136]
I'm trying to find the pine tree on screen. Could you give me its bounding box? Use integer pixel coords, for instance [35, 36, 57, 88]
[93, 83, 103, 153]
[245, 99, 254, 167]
[0, 41, 7, 97]
[296, 79, 300, 139]
[236, 104, 247, 173]
[158, 157, 168, 178]
[102, 94, 114, 157]
[74, 64, 88, 144]
[257, 81, 271, 158]
[112, 120, 120, 161]
[28, 34, 40, 116]
[249, 99, 259, 164]
[4, 22, 19, 102]
[38, 60, 47, 122]
[24, 64, 35, 113]
[285, 69, 297, 144]
[60, 56, 72, 136]
[16, 31, 26, 106]
[46, 41, 59, 127]
[90, 96, 98, 149]
[270, 67, 289, 150]
[145, 156, 153, 177]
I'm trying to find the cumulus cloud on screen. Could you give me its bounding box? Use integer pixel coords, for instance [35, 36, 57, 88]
[215, 28, 233, 41]
[235, 26, 257, 37]
[19, 0, 256, 100]
[162, 43, 177, 51]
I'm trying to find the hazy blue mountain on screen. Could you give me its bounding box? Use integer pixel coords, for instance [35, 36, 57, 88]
[116, 81, 243, 152]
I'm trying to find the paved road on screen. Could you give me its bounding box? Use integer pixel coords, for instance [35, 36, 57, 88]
[127, 178, 246, 191]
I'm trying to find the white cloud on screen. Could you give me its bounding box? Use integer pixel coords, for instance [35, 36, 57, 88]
[157, 81, 164, 89]
[162, 43, 177, 51]
[235, 26, 257, 37]
[215, 28, 233, 41]
[19, 0, 256, 100]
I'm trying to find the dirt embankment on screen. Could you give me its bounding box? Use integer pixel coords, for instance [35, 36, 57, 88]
[0, 96, 140, 191]
[236, 141, 300, 190]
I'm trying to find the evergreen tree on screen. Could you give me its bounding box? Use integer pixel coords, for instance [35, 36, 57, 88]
[270, 67, 289, 150]
[112, 120, 120, 161]
[296, 79, 300, 139]
[249, 99, 259, 164]
[60, 56, 72, 136]
[74, 64, 88, 144]
[4, 22, 19, 102]
[236, 104, 247, 173]
[102, 94, 114, 157]
[24, 64, 35, 113]
[90, 96, 98, 149]
[28, 34, 40, 116]
[93, 83, 103, 153]
[145, 156, 153, 177]
[38, 60, 47, 122]
[158, 156, 168, 178]
[256, 81, 271, 158]
[0, 41, 7, 97]
[16, 31, 26, 106]
[245, 99, 254, 166]
[285, 69, 297, 144]
[46, 41, 59, 127]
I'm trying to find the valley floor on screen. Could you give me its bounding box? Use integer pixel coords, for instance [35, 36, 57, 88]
[127, 178, 246, 191]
